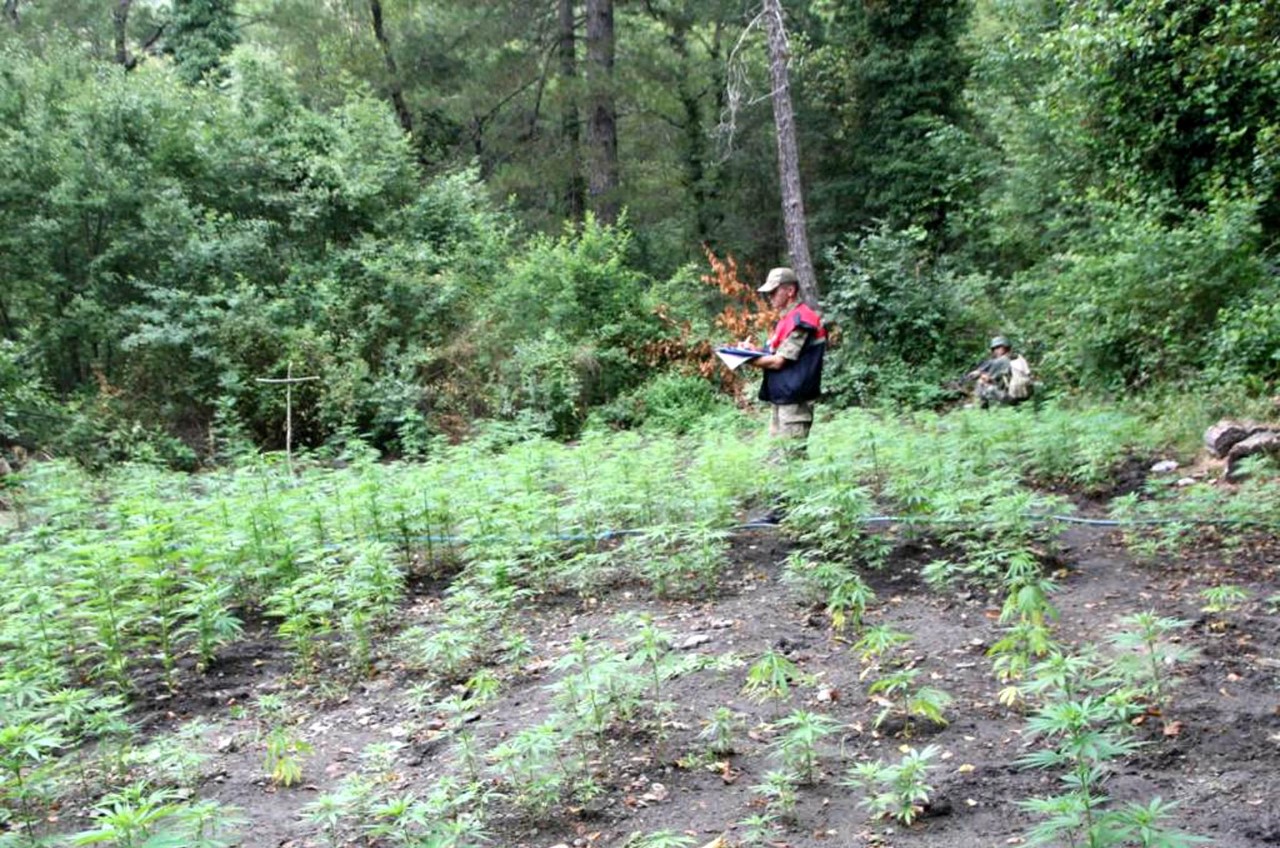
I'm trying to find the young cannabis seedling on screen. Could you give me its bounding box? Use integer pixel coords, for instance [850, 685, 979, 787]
[265, 728, 313, 788]
[781, 551, 852, 605]
[751, 769, 799, 823]
[0, 721, 64, 840]
[1018, 695, 1144, 847]
[697, 706, 744, 756]
[624, 831, 696, 848]
[742, 650, 808, 716]
[737, 813, 780, 846]
[989, 621, 1058, 708]
[68, 782, 244, 848]
[1108, 611, 1196, 722]
[852, 625, 911, 667]
[1200, 584, 1249, 622]
[845, 744, 940, 825]
[771, 709, 841, 784]
[866, 667, 952, 737]
[827, 574, 876, 635]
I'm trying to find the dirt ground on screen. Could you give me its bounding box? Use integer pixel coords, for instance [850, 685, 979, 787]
[118, 509, 1280, 848]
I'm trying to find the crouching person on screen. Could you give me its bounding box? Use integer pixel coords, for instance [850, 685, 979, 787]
[968, 335, 1033, 408]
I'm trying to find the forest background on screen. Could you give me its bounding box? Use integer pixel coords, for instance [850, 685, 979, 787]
[1, 0, 1278, 467]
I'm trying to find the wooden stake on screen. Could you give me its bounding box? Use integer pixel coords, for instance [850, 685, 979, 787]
[256, 362, 319, 472]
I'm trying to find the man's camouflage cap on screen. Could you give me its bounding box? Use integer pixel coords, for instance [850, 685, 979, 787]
[758, 267, 799, 293]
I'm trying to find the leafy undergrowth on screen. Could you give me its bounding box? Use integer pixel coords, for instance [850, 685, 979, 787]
[2, 403, 1279, 847]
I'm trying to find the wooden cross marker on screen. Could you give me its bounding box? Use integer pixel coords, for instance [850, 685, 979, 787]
[255, 362, 319, 471]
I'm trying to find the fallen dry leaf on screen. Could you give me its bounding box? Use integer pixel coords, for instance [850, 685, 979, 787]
[1163, 721, 1184, 737]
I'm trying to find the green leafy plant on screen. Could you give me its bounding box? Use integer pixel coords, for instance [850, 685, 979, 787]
[697, 706, 744, 757]
[844, 745, 940, 825]
[0, 721, 64, 840]
[742, 650, 808, 715]
[866, 667, 953, 737]
[624, 831, 696, 848]
[264, 728, 313, 788]
[989, 621, 1058, 707]
[68, 783, 243, 848]
[487, 720, 580, 818]
[826, 574, 876, 635]
[770, 709, 841, 784]
[1018, 696, 1145, 847]
[852, 625, 911, 665]
[1199, 584, 1249, 619]
[1108, 612, 1196, 722]
[737, 813, 780, 846]
[750, 770, 798, 824]
[176, 579, 243, 673]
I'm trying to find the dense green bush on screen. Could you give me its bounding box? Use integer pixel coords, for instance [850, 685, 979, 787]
[0, 340, 57, 448]
[481, 216, 662, 437]
[1208, 293, 1280, 394]
[590, 372, 731, 435]
[1018, 197, 1270, 391]
[821, 226, 993, 406]
[0, 43, 519, 459]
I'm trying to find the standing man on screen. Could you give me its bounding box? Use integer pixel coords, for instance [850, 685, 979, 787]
[748, 267, 827, 444]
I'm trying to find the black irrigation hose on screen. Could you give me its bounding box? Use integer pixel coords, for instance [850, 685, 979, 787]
[861, 513, 1280, 529]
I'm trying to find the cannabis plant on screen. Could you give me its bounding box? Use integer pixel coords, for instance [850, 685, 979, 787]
[742, 650, 807, 715]
[751, 770, 798, 823]
[1018, 696, 1144, 847]
[866, 667, 952, 737]
[697, 706, 744, 756]
[264, 728, 313, 788]
[1108, 612, 1196, 722]
[844, 744, 939, 825]
[771, 709, 841, 784]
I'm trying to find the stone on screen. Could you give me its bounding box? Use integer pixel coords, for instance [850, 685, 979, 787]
[1226, 431, 1280, 479]
[1150, 460, 1179, 474]
[1204, 419, 1265, 457]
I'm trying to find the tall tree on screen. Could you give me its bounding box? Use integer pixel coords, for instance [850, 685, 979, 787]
[559, 0, 585, 223]
[113, 0, 133, 66]
[585, 0, 619, 224]
[809, 0, 975, 238]
[169, 0, 239, 83]
[641, 0, 723, 245]
[762, 0, 817, 308]
[369, 0, 414, 137]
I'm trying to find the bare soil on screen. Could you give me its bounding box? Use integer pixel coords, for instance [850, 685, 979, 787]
[113, 515, 1280, 848]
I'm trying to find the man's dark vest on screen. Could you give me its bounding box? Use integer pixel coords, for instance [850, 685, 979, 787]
[759, 303, 826, 404]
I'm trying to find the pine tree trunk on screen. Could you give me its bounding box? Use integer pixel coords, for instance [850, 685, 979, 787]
[113, 0, 133, 67]
[560, 0, 585, 223]
[762, 0, 819, 309]
[585, 0, 619, 225]
[369, 0, 414, 138]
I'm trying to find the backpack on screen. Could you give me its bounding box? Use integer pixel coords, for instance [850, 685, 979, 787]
[1007, 355, 1033, 400]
